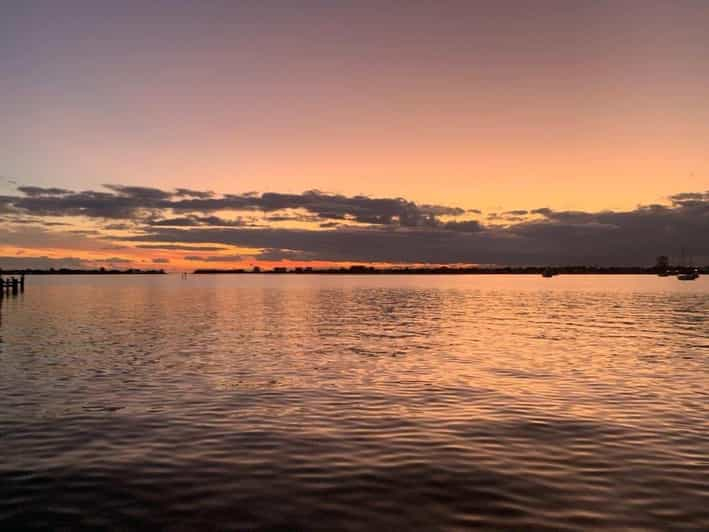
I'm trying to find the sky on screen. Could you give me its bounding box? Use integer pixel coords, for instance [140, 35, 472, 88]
[1, 1, 707, 270]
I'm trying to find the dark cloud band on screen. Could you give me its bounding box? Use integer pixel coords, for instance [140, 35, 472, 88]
[1, 185, 707, 266]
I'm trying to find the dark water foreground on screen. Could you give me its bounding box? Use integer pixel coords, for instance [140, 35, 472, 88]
[1, 275, 707, 530]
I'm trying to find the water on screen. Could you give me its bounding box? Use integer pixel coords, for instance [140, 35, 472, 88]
[1, 275, 707, 530]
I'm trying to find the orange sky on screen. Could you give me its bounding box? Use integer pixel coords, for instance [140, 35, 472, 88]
[1, 2, 708, 269]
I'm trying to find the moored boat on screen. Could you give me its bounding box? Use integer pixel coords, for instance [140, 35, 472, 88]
[677, 269, 699, 281]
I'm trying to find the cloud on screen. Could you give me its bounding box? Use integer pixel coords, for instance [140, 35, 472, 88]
[95, 257, 132, 263]
[264, 213, 320, 223]
[169, 190, 467, 227]
[3, 185, 469, 228]
[148, 215, 252, 227]
[103, 185, 173, 201]
[0, 196, 20, 214]
[16, 186, 73, 197]
[669, 191, 709, 204]
[103, 223, 134, 230]
[119, 225, 516, 264]
[183, 254, 244, 262]
[119, 189, 709, 265]
[2, 184, 707, 266]
[255, 248, 319, 261]
[69, 229, 101, 235]
[135, 244, 229, 251]
[0, 216, 68, 227]
[152, 258, 170, 264]
[8, 190, 153, 218]
[443, 220, 484, 232]
[0, 255, 89, 269]
[174, 188, 215, 199]
[0, 225, 107, 252]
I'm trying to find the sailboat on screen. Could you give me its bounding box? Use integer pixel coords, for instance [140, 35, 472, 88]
[676, 248, 700, 281]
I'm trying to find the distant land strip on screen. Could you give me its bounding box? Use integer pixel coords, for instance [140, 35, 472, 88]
[193, 265, 707, 275]
[0, 268, 166, 275]
[1, 266, 704, 276]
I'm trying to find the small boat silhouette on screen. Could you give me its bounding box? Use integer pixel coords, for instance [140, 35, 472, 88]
[677, 269, 699, 281]
[676, 248, 699, 280]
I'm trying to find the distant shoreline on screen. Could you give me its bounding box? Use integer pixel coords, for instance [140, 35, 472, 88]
[193, 266, 706, 276]
[0, 269, 166, 275]
[1, 266, 704, 276]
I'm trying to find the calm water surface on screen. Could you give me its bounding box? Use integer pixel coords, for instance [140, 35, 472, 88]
[1, 275, 707, 530]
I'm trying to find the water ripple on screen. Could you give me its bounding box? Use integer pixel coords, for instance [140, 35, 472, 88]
[0, 275, 707, 530]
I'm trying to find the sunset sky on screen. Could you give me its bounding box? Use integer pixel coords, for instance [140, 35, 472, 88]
[1, 1, 707, 270]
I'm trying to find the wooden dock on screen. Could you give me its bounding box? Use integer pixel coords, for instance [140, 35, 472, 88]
[0, 274, 25, 296]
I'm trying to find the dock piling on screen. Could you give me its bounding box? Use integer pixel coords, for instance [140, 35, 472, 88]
[0, 274, 26, 297]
